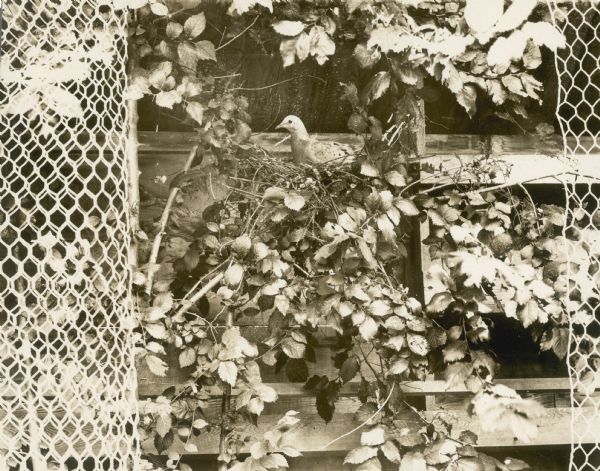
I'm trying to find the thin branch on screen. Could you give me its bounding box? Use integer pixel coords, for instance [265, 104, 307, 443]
[319, 383, 395, 451]
[144, 145, 199, 294]
[215, 15, 259, 51]
[174, 272, 225, 318]
[229, 74, 326, 92]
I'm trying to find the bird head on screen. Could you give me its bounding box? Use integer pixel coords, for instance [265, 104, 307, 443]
[275, 115, 308, 138]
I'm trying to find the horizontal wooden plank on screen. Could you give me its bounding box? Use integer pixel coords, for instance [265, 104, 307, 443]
[137, 373, 578, 398]
[141, 406, 597, 455]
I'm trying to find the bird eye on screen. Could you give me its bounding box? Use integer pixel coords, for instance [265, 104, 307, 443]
[288, 119, 292, 124]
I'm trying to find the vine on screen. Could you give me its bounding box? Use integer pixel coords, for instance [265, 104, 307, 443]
[116, 1, 573, 470]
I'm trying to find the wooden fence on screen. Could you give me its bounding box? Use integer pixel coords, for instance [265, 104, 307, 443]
[136, 131, 600, 470]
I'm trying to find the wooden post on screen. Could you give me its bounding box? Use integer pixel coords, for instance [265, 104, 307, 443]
[127, 10, 140, 270]
[415, 97, 426, 157]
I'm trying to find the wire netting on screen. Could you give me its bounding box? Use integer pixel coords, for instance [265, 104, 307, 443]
[548, 1, 600, 469]
[0, 1, 139, 470]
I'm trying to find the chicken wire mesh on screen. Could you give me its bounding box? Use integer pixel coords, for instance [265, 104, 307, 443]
[547, 0, 600, 469]
[0, 1, 139, 470]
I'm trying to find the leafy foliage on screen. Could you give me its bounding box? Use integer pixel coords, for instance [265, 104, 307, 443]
[120, 1, 573, 470]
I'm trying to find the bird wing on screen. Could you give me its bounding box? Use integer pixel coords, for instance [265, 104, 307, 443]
[309, 139, 357, 164]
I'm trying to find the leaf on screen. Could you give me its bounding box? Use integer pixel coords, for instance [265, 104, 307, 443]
[340, 357, 360, 382]
[376, 214, 395, 241]
[380, 441, 401, 463]
[184, 13, 206, 39]
[178, 41, 216, 70]
[369, 300, 392, 317]
[146, 355, 168, 376]
[395, 198, 419, 216]
[361, 427, 385, 446]
[218, 361, 238, 386]
[359, 317, 378, 341]
[456, 85, 478, 118]
[316, 389, 335, 423]
[488, 32, 528, 68]
[2, 90, 39, 115]
[355, 459, 382, 471]
[154, 429, 174, 454]
[149, 61, 173, 89]
[155, 413, 172, 437]
[186, 102, 204, 125]
[399, 451, 427, 471]
[41, 85, 83, 118]
[385, 171, 407, 187]
[388, 357, 409, 376]
[427, 292, 453, 314]
[179, 347, 196, 368]
[457, 457, 485, 471]
[344, 446, 378, 465]
[272, 20, 305, 36]
[150, 2, 169, 16]
[494, 0, 537, 34]
[284, 192, 305, 211]
[521, 22, 566, 51]
[166, 21, 183, 39]
[464, 0, 504, 34]
[443, 341, 468, 363]
[362, 71, 391, 105]
[192, 418, 208, 430]
[354, 43, 381, 69]
[282, 339, 306, 359]
[228, 0, 273, 15]
[155, 90, 182, 109]
[523, 40, 542, 69]
[146, 323, 167, 339]
[286, 358, 309, 382]
[407, 333, 429, 356]
[360, 163, 380, 177]
[224, 263, 244, 286]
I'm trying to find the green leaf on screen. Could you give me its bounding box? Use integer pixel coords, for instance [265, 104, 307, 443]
[184, 13, 206, 39]
[186, 102, 204, 125]
[192, 418, 208, 430]
[154, 429, 174, 454]
[272, 20, 305, 36]
[166, 21, 183, 39]
[385, 171, 407, 187]
[399, 451, 427, 471]
[388, 357, 409, 375]
[282, 338, 306, 359]
[284, 192, 305, 211]
[362, 71, 391, 105]
[224, 263, 244, 286]
[316, 389, 335, 423]
[179, 347, 196, 368]
[361, 426, 385, 446]
[344, 446, 378, 465]
[340, 357, 360, 382]
[150, 2, 169, 16]
[286, 358, 309, 382]
[426, 292, 453, 314]
[456, 84, 478, 118]
[380, 441, 401, 463]
[146, 354, 168, 376]
[359, 317, 378, 341]
[218, 360, 238, 386]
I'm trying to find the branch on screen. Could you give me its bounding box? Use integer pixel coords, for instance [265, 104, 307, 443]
[319, 382, 395, 451]
[215, 15, 259, 51]
[144, 145, 199, 294]
[173, 272, 225, 318]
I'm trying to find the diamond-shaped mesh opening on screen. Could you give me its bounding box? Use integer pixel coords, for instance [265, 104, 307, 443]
[0, 2, 139, 470]
[548, 1, 600, 469]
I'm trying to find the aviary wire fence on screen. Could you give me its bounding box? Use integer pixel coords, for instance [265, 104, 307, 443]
[0, 0, 600, 470]
[0, 1, 139, 470]
[548, 0, 600, 469]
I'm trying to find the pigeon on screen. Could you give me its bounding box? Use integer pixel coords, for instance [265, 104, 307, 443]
[275, 115, 357, 165]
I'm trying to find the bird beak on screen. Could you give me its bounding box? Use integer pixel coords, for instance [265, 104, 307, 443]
[275, 120, 286, 130]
